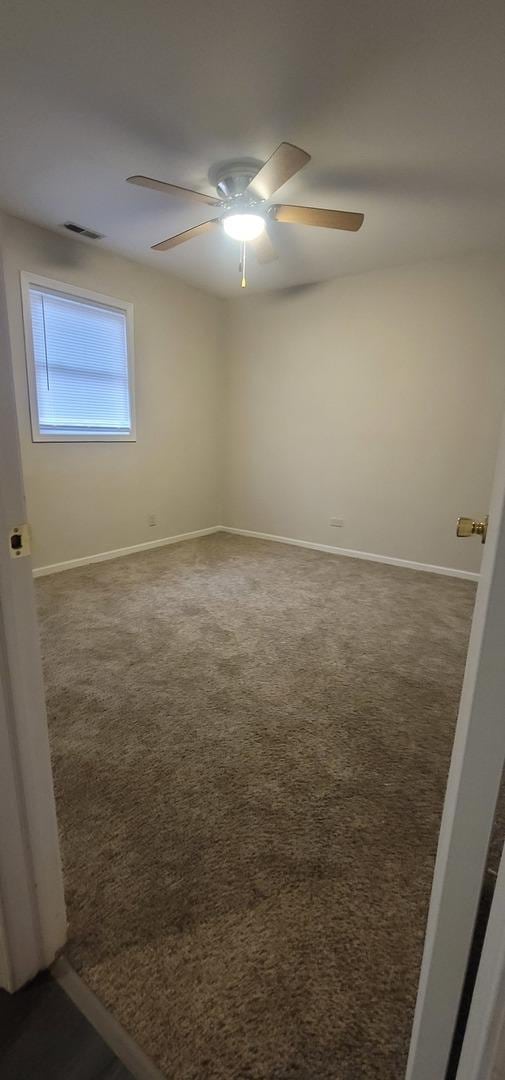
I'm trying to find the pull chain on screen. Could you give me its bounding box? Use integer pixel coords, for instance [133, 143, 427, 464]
[240, 239, 247, 288]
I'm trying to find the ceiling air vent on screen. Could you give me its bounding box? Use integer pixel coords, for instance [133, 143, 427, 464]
[62, 222, 105, 240]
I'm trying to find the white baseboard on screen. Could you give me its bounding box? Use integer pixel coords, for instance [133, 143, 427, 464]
[32, 526, 222, 578]
[32, 523, 479, 582]
[220, 527, 480, 582]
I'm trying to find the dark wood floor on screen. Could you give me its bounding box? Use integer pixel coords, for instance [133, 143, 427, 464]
[0, 970, 132, 1080]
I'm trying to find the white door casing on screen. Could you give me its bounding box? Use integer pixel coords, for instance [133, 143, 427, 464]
[406, 413, 505, 1079]
[1, 208, 505, 1072]
[0, 227, 66, 991]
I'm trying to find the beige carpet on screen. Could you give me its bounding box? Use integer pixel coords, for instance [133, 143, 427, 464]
[37, 533, 476, 1079]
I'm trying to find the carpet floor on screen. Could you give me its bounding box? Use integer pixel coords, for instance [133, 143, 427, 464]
[37, 533, 476, 1080]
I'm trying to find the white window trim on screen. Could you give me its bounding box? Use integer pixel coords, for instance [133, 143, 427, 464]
[20, 271, 136, 443]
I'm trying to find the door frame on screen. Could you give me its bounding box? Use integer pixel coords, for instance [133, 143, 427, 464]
[2, 228, 505, 1077]
[0, 234, 66, 991]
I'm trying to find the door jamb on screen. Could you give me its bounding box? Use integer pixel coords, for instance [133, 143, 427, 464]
[455, 835, 505, 1080]
[0, 230, 66, 991]
[2, 211, 505, 1073]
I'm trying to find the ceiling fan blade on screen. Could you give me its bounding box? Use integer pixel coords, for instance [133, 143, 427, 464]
[151, 218, 221, 251]
[250, 230, 278, 264]
[246, 143, 311, 201]
[127, 175, 221, 207]
[270, 205, 364, 231]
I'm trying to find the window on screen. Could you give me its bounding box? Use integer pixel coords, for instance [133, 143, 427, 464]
[21, 273, 135, 442]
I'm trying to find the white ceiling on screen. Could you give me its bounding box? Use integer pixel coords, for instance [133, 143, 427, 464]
[1, 0, 504, 297]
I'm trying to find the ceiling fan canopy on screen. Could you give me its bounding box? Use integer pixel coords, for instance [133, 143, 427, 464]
[126, 142, 364, 279]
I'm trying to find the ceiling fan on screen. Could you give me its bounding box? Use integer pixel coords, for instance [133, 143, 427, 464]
[126, 142, 364, 287]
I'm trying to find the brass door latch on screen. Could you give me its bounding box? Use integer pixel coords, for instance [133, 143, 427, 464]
[456, 515, 488, 544]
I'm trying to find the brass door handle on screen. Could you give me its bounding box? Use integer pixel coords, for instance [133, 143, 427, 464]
[456, 515, 488, 544]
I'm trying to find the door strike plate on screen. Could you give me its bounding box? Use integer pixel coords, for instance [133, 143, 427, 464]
[9, 524, 31, 558]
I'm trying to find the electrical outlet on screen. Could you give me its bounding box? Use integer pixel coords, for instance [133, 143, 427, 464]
[329, 517, 344, 528]
[148, 513, 158, 528]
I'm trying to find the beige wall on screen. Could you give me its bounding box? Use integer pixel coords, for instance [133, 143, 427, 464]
[3, 213, 504, 578]
[224, 255, 505, 574]
[1, 213, 224, 569]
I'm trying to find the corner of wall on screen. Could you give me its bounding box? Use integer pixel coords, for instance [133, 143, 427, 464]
[218, 297, 236, 526]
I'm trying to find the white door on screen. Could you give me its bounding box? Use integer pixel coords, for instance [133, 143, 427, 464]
[406, 415, 505, 1079]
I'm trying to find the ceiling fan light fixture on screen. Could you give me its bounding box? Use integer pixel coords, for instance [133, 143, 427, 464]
[222, 213, 265, 241]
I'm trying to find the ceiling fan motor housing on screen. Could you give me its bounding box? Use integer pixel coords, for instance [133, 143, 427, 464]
[215, 160, 263, 207]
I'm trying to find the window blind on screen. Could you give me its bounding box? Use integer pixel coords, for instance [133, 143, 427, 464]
[28, 286, 132, 437]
